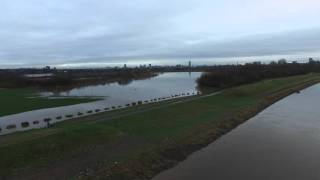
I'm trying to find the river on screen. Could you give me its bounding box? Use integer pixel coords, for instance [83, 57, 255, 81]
[153, 84, 320, 180]
[0, 72, 202, 135]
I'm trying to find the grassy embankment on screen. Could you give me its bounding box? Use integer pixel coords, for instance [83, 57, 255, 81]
[0, 74, 319, 179]
[0, 88, 100, 117]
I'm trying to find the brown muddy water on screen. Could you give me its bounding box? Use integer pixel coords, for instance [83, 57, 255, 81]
[153, 84, 320, 180]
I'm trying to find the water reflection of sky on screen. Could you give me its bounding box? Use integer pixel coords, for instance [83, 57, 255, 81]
[47, 72, 201, 102]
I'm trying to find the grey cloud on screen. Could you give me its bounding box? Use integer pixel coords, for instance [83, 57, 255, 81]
[0, 0, 320, 67]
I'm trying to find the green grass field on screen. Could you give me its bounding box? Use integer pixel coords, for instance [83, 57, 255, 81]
[0, 74, 319, 179]
[0, 88, 100, 117]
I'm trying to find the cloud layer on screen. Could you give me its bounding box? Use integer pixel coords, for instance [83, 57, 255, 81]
[1, 0, 320, 67]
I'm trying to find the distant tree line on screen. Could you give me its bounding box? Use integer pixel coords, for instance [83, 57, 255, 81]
[197, 58, 320, 88]
[0, 68, 157, 89]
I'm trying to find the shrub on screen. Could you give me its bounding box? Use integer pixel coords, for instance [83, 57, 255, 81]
[33, 121, 40, 124]
[65, 114, 73, 118]
[44, 118, 52, 122]
[21, 122, 30, 128]
[7, 124, 16, 129]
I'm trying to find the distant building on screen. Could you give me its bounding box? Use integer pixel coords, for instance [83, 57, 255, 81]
[123, 64, 127, 69]
[188, 61, 192, 68]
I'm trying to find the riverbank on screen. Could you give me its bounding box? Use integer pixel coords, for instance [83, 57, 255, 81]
[0, 88, 100, 117]
[153, 75, 320, 180]
[0, 74, 319, 179]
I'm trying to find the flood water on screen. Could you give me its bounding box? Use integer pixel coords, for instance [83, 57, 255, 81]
[42, 72, 201, 102]
[153, 84, 320, 180]
[0, 72, 202, 135]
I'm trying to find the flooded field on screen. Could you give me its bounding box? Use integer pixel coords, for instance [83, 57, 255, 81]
[42, 72, 201, 100]
[0, 72, 202, 135]
[153, 84, 320, 180]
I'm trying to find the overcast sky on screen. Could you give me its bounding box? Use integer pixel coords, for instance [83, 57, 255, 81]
[1, 0, 320, 67]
